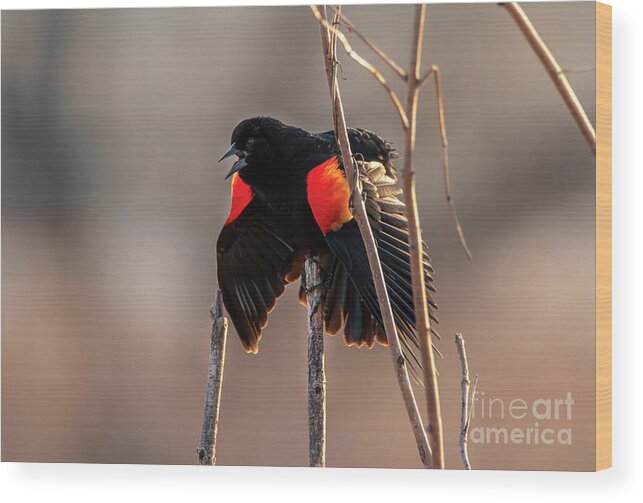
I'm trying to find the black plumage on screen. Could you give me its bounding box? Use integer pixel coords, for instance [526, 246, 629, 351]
[216, 116, 438, 379]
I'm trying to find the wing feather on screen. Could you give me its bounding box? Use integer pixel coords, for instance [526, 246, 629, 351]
[307, 141, 440, 381]
[217, 198, 297, 353]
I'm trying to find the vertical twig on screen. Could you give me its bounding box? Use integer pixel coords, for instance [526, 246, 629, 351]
[455, 333, 476, 470]
[402, 4, 445, 469]
[312, 4, 433, 468]
[500, 2, 596, 155]
[197, 290, 228, 466]
[420, 65, 473, 261]
[304, 255, 327, 467]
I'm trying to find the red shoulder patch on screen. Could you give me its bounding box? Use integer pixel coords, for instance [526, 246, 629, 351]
[225, 173, 254, 225]
[306, 156, 353, 234]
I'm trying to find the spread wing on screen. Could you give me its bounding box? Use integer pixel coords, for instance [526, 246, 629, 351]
[217, 176, 299, 353]
[305, 145, 439, 382]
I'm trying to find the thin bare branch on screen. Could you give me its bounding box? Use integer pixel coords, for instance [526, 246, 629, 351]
[401, 3, 445, 469]
[455, 333, 473, 470]
[418, 66, 433, 88]
[500, 2, 596, 155]
[197, 290, 228, 466]
[422, 65, 473, 261]
[559, 65, 595, 74]
[331, 7, 408, 81]
[312, 4, 432, 468]
[467, 374, 479, 430]
[304, 255, 326, 467]
[311, 5, 409, 130]
[328, 6, 340, 133]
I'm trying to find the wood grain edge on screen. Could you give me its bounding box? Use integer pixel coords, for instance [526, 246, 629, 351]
[595, 0, 612, 472]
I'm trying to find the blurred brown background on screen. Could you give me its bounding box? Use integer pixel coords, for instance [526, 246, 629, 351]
[2, 2, 596, 470]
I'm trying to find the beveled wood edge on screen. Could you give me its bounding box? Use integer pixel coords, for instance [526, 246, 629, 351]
[595, 1, 612, 471]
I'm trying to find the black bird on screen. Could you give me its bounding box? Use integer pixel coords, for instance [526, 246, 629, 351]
[216, 116, 438, 377]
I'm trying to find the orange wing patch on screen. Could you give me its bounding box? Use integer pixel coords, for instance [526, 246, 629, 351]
[306, 156, 353, 235]
[224, 172, 254, 225]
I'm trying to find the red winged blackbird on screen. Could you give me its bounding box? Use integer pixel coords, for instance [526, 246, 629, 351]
[217, 116, 438, 377]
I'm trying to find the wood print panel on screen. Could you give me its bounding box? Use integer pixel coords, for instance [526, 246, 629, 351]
[2, 2, 604, 470]
[595, 1, 612, 471]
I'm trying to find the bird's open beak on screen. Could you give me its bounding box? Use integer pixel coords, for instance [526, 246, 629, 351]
[218, 143, 248, 179]
[218, 143, 238, 162]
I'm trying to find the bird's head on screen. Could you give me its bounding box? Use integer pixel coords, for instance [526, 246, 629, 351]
[218, 116, 295, 181]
